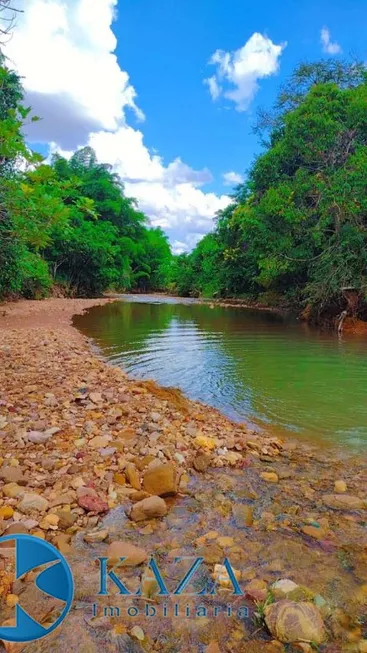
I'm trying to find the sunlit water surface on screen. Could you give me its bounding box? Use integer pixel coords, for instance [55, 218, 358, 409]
[74, 295, 367, 450]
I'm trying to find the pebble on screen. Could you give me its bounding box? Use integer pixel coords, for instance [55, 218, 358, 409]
[0, 506, 14, 520]
[322, 494, 365, 510]
[261, 472, 279, 483]
[77, 488, 108, 514]
[193, 454, 210, 472]
[83, 529, 109, 543]
[334, 479, 347, 493]
[142, 462, 178, 496]
[18, 493, 49, 514]
[128, 495, 167, 522]
[130, 626, 145, 641]
[107, 541, 147, 567]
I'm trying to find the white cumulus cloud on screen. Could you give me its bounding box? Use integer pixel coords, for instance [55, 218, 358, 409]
[5, 0, 144, 148]
[223, 171, 244, 186]
[320, 27, 342, 55]
[1, 0, 230, 252]
[204, 32, 286, 111]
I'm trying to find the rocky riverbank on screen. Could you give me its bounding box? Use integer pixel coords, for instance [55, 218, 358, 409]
[0, 298, 366, 653]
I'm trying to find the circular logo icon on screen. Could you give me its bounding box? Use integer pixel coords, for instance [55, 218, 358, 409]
[0, 534, 74, 643]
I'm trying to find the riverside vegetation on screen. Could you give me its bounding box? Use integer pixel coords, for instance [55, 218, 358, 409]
[1, 52, 367, 326]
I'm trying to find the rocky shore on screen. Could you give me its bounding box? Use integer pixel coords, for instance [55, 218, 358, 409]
[0, 298, 366, 653]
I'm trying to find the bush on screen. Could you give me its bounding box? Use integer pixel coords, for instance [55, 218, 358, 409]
[18, 250, 52, 299]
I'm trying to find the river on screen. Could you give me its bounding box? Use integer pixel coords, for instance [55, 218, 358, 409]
[74, 294, 367, 450]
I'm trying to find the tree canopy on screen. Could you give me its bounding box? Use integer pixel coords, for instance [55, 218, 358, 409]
[0, 57, 172, 299]
[170, 60, 367, 322]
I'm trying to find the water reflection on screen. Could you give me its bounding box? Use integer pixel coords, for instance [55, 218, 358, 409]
[74, 296, 367, 449]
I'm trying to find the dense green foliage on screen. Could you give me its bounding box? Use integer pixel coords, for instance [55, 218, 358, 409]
[1, 53, 367, 321]
[170, 61, 367, 320]
[0, 58, 171, 299]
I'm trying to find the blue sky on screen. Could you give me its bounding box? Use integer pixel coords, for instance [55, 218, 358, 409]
[3, 0, 367, 252]
[117, 0, 365, 192]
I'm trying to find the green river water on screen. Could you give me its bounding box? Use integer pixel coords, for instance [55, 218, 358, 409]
[74, 295, 367, 450]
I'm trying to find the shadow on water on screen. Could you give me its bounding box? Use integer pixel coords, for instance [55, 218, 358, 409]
[74, 295, 367, 450]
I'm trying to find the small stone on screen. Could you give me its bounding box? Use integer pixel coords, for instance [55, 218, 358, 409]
[206, 643, 222, 653]
[120, 428, 136, 441]
[107, 541, 147, 567]
[244, 578, 268, 601]
[271, 579, 299, 597]
[88, 435, 111, 449]
[217, 536, 234, 548]
[322, 494, 365, 511]
[130, 490, 151, 503]
[6, 594, 19, 608]
[0, 506, 14, 520]
[2, 483, 24, 499]
[142, 462, 178, 496]
[41, 457, 56, 470]
[113, 473, 126, 486]
[195, 434, 216, 450]
[84, 529, 109, 543]
[129, 495, 167, 522]
[334, 480, 347, 493]
[150, 412, 161, 423]
[130, 626, 145, 641]
[77, 488, 108, 514]
[232, 504, 253, 527]
[18, 493, 49, 514]
[260, 472, 279, 483]
[193, 454, 210, 472]
[90, 392, 103, 404]
[0, 523, 27, 546]
[302, 525, 326, 540]
[125, 463, 141, 490]
[54, 534, 72, 553]
[0, 466, 26, 485]
[213, 563, 241, 588]
[71, 477, 85, 490]
[27, 431, 53, 444]
[198, 544, 223, 564]
[45, 514, 59, 526]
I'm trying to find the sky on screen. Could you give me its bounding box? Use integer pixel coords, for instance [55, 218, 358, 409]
[2, 0, 367, 253]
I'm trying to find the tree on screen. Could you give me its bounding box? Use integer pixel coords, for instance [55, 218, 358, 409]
[175, 59, 367, 323]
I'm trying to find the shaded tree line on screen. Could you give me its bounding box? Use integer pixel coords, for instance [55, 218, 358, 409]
[170, 60, 367, 323]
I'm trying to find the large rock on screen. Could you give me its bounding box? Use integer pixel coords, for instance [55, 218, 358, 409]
[142, 462, 178, 497]
[129, 495, 167, 522]
[265, 600, 325, 644]
[322, 494, 365, 511]
[18, 493, 49, 514]
[107, 541, 147, 567]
